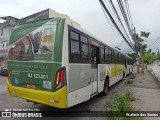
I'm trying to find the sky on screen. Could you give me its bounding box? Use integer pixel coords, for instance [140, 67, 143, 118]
[0, 0, 160, 54]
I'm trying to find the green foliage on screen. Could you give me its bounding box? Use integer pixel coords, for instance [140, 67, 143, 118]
[157, 50, 160, 58]
[114, 95, 134, 111]
[105, 94, 134, 112]
[142, 44, 147, 52]
[128, 53, 136, 60]
[134, 31, 150, 54]
[125, 90, 136, 102]
[106, 100, 113, 111]
[133, 31, 150, 73]
[148, 49, 151, 53]
[138, 38, 144, 42]
[144, 51, 156, 64]
[140, 31, 150, 38]
[105, 91, 143, 120]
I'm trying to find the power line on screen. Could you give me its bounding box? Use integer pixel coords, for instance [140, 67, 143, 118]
[107, 0, 126, 34]
[118, 41, 124, 46]
[105, 0, 126, 35]
[117, 0, 132, 36]
[111, 41, 124, 47]
[108, 0, 133, 47]
[101, 0, 121, 37]
[104, 0, 117, 18]
[124, 0, 131, 25]
[148, 35, 160, 47]
[99, 0, 134, 50]
[125, 0, 134, 27]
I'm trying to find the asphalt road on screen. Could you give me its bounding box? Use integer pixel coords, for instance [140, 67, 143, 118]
[0, 75, 127, 120]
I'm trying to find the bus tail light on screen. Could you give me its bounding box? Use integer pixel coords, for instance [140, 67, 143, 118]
[54, 67, 66, 91]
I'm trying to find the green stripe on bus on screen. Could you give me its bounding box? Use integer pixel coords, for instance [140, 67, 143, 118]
[54, 19, 65, 62]
[10, 19, 52, 45]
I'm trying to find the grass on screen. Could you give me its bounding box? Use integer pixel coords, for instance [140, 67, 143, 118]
[105, 90, 143, 120]
[125, 90, 136, 102]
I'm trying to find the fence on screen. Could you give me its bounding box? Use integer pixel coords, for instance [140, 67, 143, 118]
[147, 58, 160, 82]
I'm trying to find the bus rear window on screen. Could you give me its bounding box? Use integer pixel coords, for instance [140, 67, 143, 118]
[8, 20, 57, 62]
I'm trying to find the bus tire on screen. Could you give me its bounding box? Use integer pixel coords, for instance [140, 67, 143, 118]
[102, 78, 109, 96]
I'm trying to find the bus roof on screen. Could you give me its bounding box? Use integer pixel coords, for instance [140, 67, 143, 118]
[66, 18, 132, 58]
[11, 16, 133, 60]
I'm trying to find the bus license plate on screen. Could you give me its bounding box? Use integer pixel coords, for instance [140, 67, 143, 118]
[27, 84, 36, 89]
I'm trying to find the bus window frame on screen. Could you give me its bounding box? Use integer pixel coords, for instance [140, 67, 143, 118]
[80, 35, 89, 62]
[68, 26, 91, 64]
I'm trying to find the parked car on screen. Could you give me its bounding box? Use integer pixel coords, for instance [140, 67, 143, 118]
[1, 67, 8, 77]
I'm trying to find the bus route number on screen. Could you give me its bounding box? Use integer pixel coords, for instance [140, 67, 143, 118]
[28, 73, 48, 79]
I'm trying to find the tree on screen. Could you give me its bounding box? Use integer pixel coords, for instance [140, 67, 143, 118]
[128, 53, 136, 60]
[148, 49, 151, 53]
[133, 31, 150, 73]
[140, 31, 150, 39]
[144, 51, 156, 64]
[140, 31, 150, 73]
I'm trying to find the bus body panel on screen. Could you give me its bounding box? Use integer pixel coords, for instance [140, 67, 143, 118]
[7, 80, 67, 108]
[67, 63, 124, 107]
[98, 63, 123, 89]
[8, 61, 61, 91]
[68, 64, 92, 93]
[98, 64, 107, 92]
[7, 18, 68, 108]
[67, 64, 92, 107]
[7, 18, 66, 88]
[68, 85, 91, 107]
[62, 20, 69, 106]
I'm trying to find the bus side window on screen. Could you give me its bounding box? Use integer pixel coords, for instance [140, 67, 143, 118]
[112, 50, 115, 63]
[80, 35, 89, 61]
[105, 46, 108, 62]
[122, 55, 125, 64]
[109, 49, 112, 63]
[119, 53, 121, 63]
[100, 45, 105, 63]
[70, 31, 80, 62]
[116, 51, 119, 64]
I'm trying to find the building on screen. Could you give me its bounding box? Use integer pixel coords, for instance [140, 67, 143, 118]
[0, 16, 19, 66]
[0, 8, 78, 67]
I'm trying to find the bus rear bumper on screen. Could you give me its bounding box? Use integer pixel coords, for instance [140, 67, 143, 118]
[6, 80, 67, 108]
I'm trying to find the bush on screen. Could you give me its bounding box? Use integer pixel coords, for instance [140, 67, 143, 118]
[125, 90, 136, 102]
[105, 91, 143, 120]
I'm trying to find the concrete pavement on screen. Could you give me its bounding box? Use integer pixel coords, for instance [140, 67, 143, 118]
[126, 70, 160, 120]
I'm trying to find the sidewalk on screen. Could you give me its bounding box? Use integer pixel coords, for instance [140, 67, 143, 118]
[126, 70, 160, 120]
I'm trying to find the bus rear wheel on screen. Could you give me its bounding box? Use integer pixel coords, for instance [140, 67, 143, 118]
[102, 78, 109, 96]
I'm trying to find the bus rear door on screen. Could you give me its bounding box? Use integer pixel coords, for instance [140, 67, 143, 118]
[90, 45, 99, 94]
